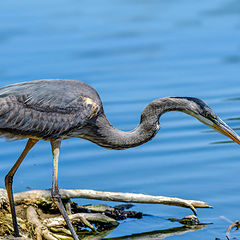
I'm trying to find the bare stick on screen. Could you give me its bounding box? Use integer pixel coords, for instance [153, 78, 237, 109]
[12, 188, 212, 215]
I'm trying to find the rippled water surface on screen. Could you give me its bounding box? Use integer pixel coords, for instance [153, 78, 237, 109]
[1, 0, 240, 239]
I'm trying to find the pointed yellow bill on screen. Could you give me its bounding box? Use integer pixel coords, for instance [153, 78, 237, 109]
[213, 118, 240, 145]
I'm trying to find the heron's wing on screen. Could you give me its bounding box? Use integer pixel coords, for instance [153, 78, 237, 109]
[0, 79, 102, 139]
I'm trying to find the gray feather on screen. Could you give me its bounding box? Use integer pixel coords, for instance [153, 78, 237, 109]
[0, 79, 102, 140]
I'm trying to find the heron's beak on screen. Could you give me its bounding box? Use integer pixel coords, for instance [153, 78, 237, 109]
[213, 118, 240, 145]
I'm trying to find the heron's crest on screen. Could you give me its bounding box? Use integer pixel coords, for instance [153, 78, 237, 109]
[172, 96, 218, 121]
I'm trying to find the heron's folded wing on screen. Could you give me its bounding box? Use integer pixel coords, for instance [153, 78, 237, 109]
[0, 79, 102, 139]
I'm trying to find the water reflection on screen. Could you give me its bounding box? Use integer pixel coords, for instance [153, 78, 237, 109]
[105, 224, 207, 240]
[77, 220, 207, 240]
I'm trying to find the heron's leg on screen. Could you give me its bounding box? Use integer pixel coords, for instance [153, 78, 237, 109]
[5, 138, 38, 237]
[50, 139, 79, 240]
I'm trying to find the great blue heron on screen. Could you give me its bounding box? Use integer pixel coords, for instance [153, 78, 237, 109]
[2, 79, 240, 240]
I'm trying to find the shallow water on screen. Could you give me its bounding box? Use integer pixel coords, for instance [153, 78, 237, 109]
[1, 0, 240, 239]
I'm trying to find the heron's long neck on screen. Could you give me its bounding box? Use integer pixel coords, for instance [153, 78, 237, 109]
[84, 97, 188, 150]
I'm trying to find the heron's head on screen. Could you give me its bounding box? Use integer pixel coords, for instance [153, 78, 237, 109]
[174, 97, 240, 145]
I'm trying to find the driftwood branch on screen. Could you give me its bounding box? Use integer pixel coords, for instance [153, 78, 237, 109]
[0, 188, 212, 239]
[14, 188, 212, 215]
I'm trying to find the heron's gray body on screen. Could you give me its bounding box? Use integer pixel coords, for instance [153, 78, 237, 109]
[2, 79, 240, 240]
[0, 79, 102, 140]
[0, 79, 160, 149]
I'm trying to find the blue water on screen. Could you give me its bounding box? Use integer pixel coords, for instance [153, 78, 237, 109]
[1, 0, 240, 239]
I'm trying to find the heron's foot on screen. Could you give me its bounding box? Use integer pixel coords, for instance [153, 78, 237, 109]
[51, 190, 80, 239]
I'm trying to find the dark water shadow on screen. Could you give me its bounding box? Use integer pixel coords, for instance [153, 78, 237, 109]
[202, 0, 240, 16]
[223, 56, 240, 64]
[74, 43, 162, 59]
[104, 224, 207, 240]
[0, 28, 27, 43]
[78, 227, 116, 240]
[226, 97, 240, 102]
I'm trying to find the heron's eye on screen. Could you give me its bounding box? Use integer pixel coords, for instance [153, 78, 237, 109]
[205, 112, 217, 122]
[206, 112, 211, 118]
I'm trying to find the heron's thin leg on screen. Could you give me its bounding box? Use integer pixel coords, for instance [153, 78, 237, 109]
[50, 139, 79, 240]
[5, 138, 38, 237]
